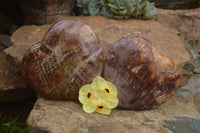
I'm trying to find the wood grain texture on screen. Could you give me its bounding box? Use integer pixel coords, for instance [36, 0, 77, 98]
[21, 19, 104, 100]
[104, 36, 179, 110]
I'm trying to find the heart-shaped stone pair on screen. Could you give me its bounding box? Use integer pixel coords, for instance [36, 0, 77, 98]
[21, 19, 179, 110]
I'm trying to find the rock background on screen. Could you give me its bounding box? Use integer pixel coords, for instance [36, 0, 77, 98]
[19, 0, 76, 25]
[0, 36, 32, 103]
[155, 8, 200, 53]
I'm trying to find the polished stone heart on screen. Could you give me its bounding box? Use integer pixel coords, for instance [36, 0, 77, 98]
[21, 19, 104, 100]
[104, 36, 179, 110]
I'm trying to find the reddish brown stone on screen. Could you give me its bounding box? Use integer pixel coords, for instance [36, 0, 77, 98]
[104, 36, 179, 110]
[21, 19, 104, 100]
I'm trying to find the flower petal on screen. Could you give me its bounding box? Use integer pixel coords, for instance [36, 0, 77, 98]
[79, 76, 119, 115]
[95, 104, 111, 115]
[83, 101, 96, 113]
[79, 84, 94, 104]
[104, 95, 119, 109]
[91, 76, 105, 90]
[104, 81, 118, 96]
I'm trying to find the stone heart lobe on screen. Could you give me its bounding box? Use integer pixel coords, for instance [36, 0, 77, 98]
[104, 36, 179, 110]
[21, 19, 104, 100]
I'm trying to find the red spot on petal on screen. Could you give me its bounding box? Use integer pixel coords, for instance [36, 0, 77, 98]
[97, 105, 104, 109]
[104, 88, 109, 94]
[87, 92, 92, 98]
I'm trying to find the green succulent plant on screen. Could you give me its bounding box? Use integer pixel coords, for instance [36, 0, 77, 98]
[77, 0, 156, 19]
[187, 40, 200, 73]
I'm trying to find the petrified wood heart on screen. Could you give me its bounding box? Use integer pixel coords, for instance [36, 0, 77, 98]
[21, 19, 104, 100]
[104, 36, 179, 110]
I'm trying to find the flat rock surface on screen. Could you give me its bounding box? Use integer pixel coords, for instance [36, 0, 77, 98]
[5, 16, 193, 87]
[155, 8, 200, 53]
[27, 74, 200, 133]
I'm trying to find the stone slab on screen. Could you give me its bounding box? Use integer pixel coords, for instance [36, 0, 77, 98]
[27, 74, 200, 133]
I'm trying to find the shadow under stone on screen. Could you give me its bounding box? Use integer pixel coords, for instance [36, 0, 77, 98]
[164, 117, 200, 133]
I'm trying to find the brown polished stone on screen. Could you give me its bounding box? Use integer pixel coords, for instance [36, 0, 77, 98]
[104, 36, 179, 110]
[21, 19, 104, 100]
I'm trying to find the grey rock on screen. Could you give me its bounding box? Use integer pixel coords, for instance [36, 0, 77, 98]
[164, 117, 200, 133]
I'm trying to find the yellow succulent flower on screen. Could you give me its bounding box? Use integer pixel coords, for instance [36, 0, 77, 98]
[79, 76, 118, 115]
